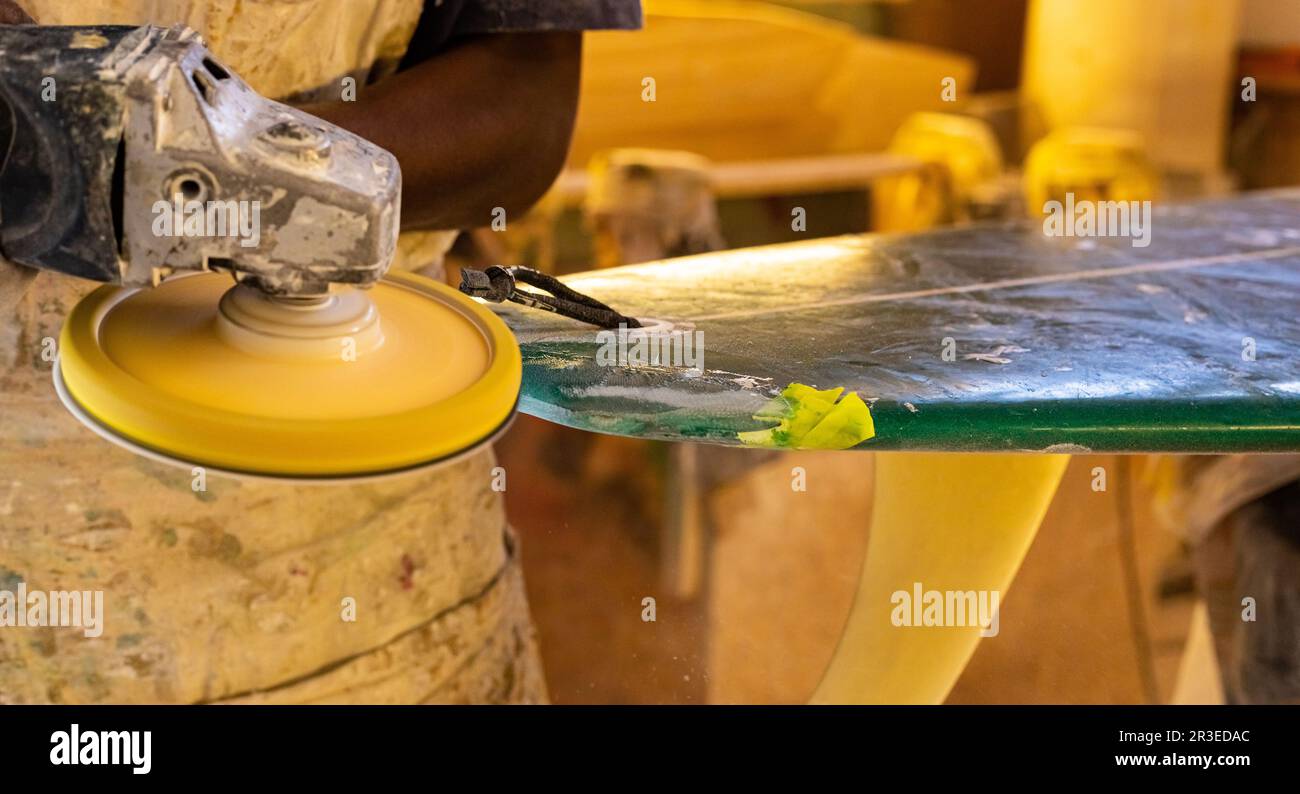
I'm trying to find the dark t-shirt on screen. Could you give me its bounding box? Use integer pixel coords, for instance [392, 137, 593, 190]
[401, 0, 642, 67]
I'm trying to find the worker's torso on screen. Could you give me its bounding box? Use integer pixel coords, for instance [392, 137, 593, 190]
[20, 0, 424, 98]
[0, 0, 504, 703]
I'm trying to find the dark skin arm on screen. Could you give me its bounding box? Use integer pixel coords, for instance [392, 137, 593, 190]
[0, 0, 30, 24]
[303, 32, 582, 232]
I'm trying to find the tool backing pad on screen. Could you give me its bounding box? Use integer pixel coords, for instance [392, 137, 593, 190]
[57, 271, 520, 479]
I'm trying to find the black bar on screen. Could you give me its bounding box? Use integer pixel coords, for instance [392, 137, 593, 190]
[1, 705, 1284, 781]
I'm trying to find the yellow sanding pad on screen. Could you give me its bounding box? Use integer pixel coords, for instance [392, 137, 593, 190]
[56, 271, 521, 479]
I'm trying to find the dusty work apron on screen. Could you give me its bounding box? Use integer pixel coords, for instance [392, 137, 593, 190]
[0, 0, 543, 704]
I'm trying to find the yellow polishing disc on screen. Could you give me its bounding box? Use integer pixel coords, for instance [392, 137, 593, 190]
[57, 271, 521, 478]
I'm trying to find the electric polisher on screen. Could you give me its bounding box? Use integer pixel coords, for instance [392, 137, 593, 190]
[0, 24, 521, 479]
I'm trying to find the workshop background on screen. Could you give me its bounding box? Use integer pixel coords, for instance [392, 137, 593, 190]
[456, 0, 1296, 704]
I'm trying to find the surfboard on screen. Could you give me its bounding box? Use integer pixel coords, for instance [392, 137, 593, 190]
[500, 190, 1300, 453]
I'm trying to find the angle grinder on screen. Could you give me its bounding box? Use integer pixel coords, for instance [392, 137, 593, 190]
[0, 24, 520, 479]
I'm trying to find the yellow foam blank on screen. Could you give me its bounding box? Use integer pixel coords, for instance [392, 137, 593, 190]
[571, 0, 975, 164]
[813, 452, 1069, 704]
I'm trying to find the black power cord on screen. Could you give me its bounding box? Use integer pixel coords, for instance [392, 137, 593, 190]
[459, 265, 642, 329]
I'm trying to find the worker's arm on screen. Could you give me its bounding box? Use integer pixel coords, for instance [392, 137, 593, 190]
[0, 0, 29, 24]
[302, 32, 582, 232]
